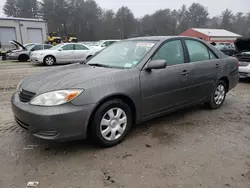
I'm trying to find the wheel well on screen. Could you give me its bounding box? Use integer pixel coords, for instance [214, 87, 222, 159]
[18, 54, 29, 60]
[44, 55, 56, 63]
[87, 95, 137, 135]
[219, 77, 229, 92]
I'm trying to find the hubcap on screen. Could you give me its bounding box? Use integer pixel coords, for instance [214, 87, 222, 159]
[214, 84, 225, 105]
[46, 57, 54, 65]
[100, 108, 127, 141]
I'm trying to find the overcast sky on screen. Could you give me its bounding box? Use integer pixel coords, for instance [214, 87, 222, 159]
[0, 0, 249, 17]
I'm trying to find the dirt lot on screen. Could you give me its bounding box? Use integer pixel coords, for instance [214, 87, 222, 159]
[0, 61, 250, 188]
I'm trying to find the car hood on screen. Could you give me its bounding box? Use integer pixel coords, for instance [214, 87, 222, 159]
[20, 64, 122, 94]
[234, 38, 250, 53]
[10, 40, 26, 50]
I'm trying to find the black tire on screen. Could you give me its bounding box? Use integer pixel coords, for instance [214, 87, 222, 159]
[43, 55, 55, 66]
[90, 99, 132, 147]
[206, 80, 227, 109]
[18, 54, 29, 62]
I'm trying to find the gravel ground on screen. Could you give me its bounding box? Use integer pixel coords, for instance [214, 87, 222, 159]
[0, 61, 250, 188]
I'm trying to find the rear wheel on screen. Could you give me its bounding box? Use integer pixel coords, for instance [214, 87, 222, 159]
[206, 81, 227, 109]
[18, 54, 29, 62]
[43, 56, 55, 66]
[90, 100, 132, 147]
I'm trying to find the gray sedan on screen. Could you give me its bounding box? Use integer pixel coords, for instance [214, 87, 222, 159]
[11, 36, 239, 147]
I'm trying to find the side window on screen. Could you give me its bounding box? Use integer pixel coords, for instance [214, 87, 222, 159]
[62, 44, 74, 51]
[75, 44, 89, 50]
[110, 41, 116, 45]
[44, 45, 52, 49]
[30, 45, 42, 51]
[152, 40, 184, 66]
[185, 40, 210, 62]
[209, 50, 217, 59]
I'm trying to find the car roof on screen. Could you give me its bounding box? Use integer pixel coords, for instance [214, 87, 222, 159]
[126, 36, 200, 42]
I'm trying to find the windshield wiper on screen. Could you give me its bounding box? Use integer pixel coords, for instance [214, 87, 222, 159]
[88, 63, 112, 68]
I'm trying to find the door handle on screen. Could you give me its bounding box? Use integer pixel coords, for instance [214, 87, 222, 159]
[215, 64, 220, 68]
[181, 70, 190, 76]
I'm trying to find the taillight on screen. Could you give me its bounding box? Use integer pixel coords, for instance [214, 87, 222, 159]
[237, 61, 240, 67]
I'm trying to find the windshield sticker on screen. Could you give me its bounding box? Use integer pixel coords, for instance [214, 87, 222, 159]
[124, 63, 133, 68]
[136, 43, 155, 48]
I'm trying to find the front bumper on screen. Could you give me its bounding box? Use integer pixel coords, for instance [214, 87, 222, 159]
[239, 66, 250, 78]
[11, 92, 95, 141]
[30, 56, 44, 64]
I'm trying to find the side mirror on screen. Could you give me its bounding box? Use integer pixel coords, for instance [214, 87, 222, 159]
[146, 59, 167, 70]
[58, 48, 62, 51]
[101, 44, 106, 47]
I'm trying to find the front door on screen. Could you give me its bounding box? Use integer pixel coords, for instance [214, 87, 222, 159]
[184, 39, 220, 101]
[56, 44, 75, 63]
[140, 39, 194, 117]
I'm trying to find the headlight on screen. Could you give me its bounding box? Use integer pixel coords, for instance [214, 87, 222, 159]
[30, 89, 83, 106]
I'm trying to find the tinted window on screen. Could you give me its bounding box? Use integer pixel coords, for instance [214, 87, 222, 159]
[185, 40, 210, 62]
[152, 40, 184, 66]
[30, 45, 42, 51]
[75, 44, 89, 50]
[44, 45, 52, 49]
[110, 41, 117, 44]
[62, 44, 74, 51]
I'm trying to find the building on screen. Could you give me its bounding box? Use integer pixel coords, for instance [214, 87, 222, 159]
[0, 17, 48, 48]
[180, 28, 242, 43]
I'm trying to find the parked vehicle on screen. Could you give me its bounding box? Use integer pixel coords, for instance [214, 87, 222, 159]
[45, 32, 61, 45]
[30, 43, 96, 66]
[92, 40, 120, 51]
[215, 44, 235, 56]
[6, 41, 52, 62]
[12, 36, 239, 147]
[234, 38, 250, 79]
[80, 41, 96, 47]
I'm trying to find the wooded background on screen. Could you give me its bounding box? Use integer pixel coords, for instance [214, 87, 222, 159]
[3, 0, 250, 40]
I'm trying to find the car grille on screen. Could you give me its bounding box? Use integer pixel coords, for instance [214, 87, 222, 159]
[237, 57, 250, 63]
[19, 89, 36, 102]
[15, 117, 29, 130]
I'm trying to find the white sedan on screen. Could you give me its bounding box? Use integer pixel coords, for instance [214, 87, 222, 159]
[30, 43, 96, 66]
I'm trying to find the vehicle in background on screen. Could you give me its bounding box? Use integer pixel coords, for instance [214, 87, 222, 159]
[30, 43, 96, 66]
[7, 41, 52, 62]
[80, 41, 96, 47]
[45, 32, 62, 45]
[12, 36, 239, 147]
[234, 38, 250, 79]
[92, 40, 120, 51]
[215, 44, 235, 56]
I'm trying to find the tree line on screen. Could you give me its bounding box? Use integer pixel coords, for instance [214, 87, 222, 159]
[3, 0, 250, 41]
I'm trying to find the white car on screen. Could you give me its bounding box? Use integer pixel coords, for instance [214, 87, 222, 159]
[92, 40, 120, 52]
[30, 43, 95, 66]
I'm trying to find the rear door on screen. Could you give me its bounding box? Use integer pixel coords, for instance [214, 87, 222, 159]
[74, 44, 90, 61]
[184, 39, 220, 101]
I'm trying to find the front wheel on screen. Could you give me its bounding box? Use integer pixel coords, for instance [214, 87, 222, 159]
[206, 81, 227, 109]
[90, 100, 132, 147]
[43, 56, 55, 66]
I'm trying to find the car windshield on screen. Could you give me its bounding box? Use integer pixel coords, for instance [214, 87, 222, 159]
[50, 43, 64, 50]
[240, 51, 250, 55]
[87, 40, 157, 69]
[26, 44, 36, 50]
[94, 41, 104, 46]
[24, 44, 35, 49]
